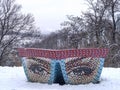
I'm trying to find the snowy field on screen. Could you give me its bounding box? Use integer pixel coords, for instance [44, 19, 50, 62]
[0, 67, 120, 90]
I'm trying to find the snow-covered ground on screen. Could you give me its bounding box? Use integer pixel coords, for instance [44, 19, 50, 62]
[0, 67, 120, 90]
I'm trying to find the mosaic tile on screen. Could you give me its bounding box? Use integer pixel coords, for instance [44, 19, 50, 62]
[18, 48, 108, 84]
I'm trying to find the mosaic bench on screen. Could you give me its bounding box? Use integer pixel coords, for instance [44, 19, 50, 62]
[18, 48, 109, 85]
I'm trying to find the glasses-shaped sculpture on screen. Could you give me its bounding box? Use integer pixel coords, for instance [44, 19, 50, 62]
[18, 48, 109, 85]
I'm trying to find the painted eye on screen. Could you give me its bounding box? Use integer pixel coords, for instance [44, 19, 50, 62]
[68, 67, 94, 76]
[29, 64, 48, 75]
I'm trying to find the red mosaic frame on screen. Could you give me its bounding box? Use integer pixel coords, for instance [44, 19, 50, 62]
[18, 48, 109, 59]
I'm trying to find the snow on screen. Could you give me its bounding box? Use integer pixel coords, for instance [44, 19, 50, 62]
[0, 67, 120, 90]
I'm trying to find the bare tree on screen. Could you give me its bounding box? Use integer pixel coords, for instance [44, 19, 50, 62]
[58, 28, 71, 49]
[0, 0, 36, 65]
[60, 15, 86, 48]
[85, 0, 120, 44]
[107, 0, 120, 43]
[84, 0, 111, 47]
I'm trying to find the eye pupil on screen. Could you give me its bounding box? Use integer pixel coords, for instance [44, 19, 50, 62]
[29, 64, 47, 75]
[71, 67, 93, 76]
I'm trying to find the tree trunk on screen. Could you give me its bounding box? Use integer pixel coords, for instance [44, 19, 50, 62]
[111, 2, 116, 44]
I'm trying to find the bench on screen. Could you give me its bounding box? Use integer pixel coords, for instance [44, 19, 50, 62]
[18, 48, 109, 85]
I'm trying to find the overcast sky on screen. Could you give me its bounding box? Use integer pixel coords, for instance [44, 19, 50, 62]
[16, 0, 87, 34]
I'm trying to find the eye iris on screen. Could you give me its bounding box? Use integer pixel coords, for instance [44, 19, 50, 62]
[29, 64, 47, 75]
[72, 67, 93, 76]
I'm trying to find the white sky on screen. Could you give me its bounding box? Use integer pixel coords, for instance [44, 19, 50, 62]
[16, 0, 87, 34]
